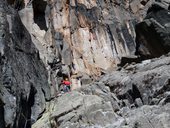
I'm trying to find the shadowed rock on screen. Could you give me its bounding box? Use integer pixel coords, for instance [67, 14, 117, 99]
[136, 2, 170, 58]
[0, 1, 50, 127]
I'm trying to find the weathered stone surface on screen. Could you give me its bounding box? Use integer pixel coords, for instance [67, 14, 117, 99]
[15, 0, 170, 99]
[121, 104, 170, 128]
[33, 54, 170, 128]
[33, 84, 125, 128]
[3, 0, 170, 128]
[136, 2, 170, 58]
[100, 54, 170, 106]
[0, 1, 50, 127]
[17, 0, 155, 79]
[48, 0, 135, 76]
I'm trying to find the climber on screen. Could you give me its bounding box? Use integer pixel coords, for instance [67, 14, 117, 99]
[61, 78, 71, 93]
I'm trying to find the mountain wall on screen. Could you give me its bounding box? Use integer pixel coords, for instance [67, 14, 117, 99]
[17, 0, 154, 77]
[0, 1, 50, 127]
[15, 0, 155, 97]
[1, 0, 170, 128]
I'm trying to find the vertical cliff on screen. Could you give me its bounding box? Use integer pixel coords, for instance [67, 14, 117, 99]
[14, 0, 155, 96]
[0, 1, 50, 127]
[44, 0, 146, 76]
[17, 0, 154, 78]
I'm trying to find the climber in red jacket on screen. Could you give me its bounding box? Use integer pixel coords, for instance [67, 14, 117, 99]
[61, 78, 71, 93]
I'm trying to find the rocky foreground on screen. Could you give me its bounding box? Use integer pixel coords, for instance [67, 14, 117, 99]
[32, 54, 170, 128]
[1, 0, 170, 128]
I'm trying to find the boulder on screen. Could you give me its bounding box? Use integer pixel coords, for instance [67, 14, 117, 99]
[136, 2, 170, 58]
[33, 82, 128, 128]
[100, 54, 170, 106]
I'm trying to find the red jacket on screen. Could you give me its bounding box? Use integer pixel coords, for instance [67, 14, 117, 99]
[62, 80, 71, 86]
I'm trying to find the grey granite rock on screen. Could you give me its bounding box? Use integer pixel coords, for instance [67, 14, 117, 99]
[0, 1, 50, 127]
[3, 0, 170, 128]
[136, 2, 170, 58]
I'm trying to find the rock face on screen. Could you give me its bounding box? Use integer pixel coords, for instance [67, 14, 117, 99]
[2, 0, 170, 128]
[16, 0, 154, 78]
[15, 0, 157, 98]
[0, 1, 50, 127]
[33, 84, 123, 128]
[32, 1, 170, 127]
[100, 54, 170, 106]
[46, 0, 141, 76]
[33, 53, 170, 128]
[14, 0, 170, 94]
[136, 1, 170, 58]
